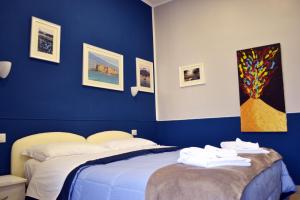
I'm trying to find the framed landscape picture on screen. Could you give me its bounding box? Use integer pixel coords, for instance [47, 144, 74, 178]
[179, 63, 205, 87]
[136, 58, 154, 93]
[82, 43, 124, 91]
[30, 17, 61, 63]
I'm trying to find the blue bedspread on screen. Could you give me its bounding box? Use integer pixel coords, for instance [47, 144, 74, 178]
[57, 147, 179, 200]
[56, 148, 295, 200]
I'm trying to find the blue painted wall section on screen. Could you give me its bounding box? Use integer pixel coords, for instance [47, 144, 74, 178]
[0, 0, 155, 175]
[157, 113, 300, 184]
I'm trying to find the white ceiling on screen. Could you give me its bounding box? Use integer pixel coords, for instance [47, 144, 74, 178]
[142, 0, 173, 7]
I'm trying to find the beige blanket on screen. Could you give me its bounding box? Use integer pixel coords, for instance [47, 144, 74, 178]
[146, 149, 281, 200]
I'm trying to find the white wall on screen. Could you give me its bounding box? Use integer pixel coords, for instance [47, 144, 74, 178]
[154, 0, 300, 121]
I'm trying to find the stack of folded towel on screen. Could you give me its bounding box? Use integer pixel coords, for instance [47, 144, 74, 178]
[177, 145, 251, 168]
[220, 138, 269, 154]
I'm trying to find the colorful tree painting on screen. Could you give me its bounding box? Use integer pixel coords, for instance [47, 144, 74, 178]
[237, 43, 287, 132]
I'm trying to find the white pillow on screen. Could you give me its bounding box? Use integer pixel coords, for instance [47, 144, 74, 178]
[102, 138, 157, 150]
[22, 142, 109, 161]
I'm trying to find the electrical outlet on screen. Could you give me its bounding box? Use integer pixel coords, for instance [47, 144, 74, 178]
[131, 129, 137, 136]
[0, 133, 6, 143]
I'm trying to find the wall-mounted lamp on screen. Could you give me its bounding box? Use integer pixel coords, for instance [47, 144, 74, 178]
[0, 61, 12, 78]
[131, 86, 139, 97]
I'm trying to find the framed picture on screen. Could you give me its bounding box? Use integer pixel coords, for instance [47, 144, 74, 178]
[30, 17, 61, 63]
[136, 58, 154, 93]
[179, 63, 205, 87]
[82, 43, 124, 91]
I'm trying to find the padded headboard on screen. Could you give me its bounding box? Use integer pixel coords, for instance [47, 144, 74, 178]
[87, 130, 133, 144]
[11, 132, 86, 178]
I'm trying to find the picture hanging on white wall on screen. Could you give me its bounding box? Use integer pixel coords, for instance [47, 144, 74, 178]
[136, 58, 154, 93]
[30, 17, 61, 63]
[179, 63, 205, 87]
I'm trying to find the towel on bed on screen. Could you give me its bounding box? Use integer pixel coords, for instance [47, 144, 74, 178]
[221, 138, 269, 154]
[177, 146, 250, 168]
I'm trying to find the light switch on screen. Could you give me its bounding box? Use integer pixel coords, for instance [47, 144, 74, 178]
[131, 129, 137, 136]
[0, 133, 6, 143]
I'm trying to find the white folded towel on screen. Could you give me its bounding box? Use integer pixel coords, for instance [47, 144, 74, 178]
[178, 156, 251, 168]
[231, 148, 270, 154]
[179, 147, 217, 159]
[220, 138, 269, 154]
[204, 145, 238, 158]
[177, 146, 251, 168]
[235, 138, 259, 149]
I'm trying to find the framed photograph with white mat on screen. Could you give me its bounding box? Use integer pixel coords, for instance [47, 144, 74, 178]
[179, 63, 205, 87]
[82, 43, 124, 91]
[136, 58, 154, 93]
[30, 17, 61, 63]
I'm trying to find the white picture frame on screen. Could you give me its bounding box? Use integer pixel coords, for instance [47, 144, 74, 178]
[30, 17, 61, 63]
[179, 63, 205, 87]
[82, 43, 124, 91]
[136, 58, 154, 93]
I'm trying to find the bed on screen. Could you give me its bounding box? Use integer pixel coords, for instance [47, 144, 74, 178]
[11, 131, 295, 200]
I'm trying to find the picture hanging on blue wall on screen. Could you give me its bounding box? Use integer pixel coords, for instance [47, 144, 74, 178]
[30, 17, 61, 63]
[136, 58, 154, 93]
[82, 43, 124, 91]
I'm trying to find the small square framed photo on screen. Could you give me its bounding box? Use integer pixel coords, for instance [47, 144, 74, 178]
[179, 63, 205, 87]
[82, 43, 124, 91]
[30, 17, 61, 63]
[136, 58, 154, 93]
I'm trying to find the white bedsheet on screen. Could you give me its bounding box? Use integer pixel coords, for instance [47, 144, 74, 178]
[26, 145, 168, 200]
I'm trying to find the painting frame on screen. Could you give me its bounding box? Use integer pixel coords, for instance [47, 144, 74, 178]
[136, 58, 154, 93]
[237, 43, 287, 132]
[30, 16, 61, 63]
[179, 63, 205, 87]
[82, 43, 124, 91]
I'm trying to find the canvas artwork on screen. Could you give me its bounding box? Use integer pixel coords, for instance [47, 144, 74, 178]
[179, 63, 205, 87]
[30, 17, 61, 63]
[237, 43, 287, 132]
[83, 43, 123, 91]
[136, 58, 154, 93]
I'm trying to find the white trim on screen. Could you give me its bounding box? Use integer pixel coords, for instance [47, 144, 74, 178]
[141, 0, 153, 7]
[142, 0, 173, 7]
[156, 114, 240, 122]
[152, 8, 159, 121]
[156, 111, 299, 121]
[153, 0, 173, 7]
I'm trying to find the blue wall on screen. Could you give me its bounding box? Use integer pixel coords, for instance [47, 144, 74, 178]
[0, 0, 155, 175]
[157, 113, 300, 184]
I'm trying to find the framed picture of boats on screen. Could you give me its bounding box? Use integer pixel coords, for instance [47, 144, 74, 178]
[30, 17, 61, 63]
[179, 63, 205, 87]
[136, 58, 154, 93]
[82, 43, 124, 91]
